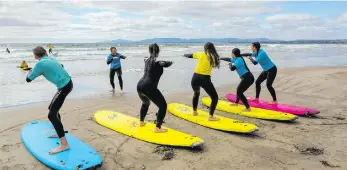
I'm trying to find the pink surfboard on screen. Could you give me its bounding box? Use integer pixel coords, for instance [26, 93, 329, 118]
[225, 93, 319, 116]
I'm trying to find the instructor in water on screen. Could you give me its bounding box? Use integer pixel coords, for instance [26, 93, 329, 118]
[221, 48, 254, 111]
[26, 46, 73, 154]
[47, 43, 54, 54]
[184, 42, 220, 121]
[242, 42, 278, 103]
[106, 47, 127, 94]
[137, 43, 173, 133]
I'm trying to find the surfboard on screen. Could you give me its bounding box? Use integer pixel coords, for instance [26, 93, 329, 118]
[21, 121, 102, 170]
[226, 93, 319, 116]
[168, 103, 258, 133]
[202, 97, 297, 121]
[93, 110, 204, 148]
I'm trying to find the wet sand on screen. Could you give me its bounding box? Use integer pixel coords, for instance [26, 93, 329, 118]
[1, 66, 347, 170]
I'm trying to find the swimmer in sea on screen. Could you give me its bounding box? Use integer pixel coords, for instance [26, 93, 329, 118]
[183, 42, 220, 121]
[26, 46, 73, 154]
[137, 43, 173, 133]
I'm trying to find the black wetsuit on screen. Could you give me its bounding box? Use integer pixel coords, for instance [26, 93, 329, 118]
[242, 53, 277, 101]
[107, 55, 126, 90]
[137, 58, 172, 128]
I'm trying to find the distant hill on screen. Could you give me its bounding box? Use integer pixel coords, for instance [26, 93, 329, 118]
[99, 38, 347, 44]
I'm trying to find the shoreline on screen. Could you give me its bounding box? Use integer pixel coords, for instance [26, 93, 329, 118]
[1, 66, 347, 170]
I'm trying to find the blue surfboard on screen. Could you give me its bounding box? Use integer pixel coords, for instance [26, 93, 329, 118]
[21, 121, 102, 170]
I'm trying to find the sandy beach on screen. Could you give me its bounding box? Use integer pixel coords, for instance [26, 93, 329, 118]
[1, 66, 347, 170]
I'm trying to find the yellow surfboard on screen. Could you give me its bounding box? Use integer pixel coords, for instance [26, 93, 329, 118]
[202, 97, 297, 121]
[93, 110, 204, 148]
[168, 103, 259, 133]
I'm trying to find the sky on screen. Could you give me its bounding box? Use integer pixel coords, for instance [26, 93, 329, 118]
[0, 0, 347, 43]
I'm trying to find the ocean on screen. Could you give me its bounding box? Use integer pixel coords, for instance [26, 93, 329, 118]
[1, 43, 347, 108]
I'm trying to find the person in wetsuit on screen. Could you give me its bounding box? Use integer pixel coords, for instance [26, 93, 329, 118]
[137, 43, 173, 133]
[6, 48, 10, 53]
[47, 43, 53, 54]
[106, 47, 127, 93]
[19, 60, 32, 70]
[241, 42, 277, 103]
[221, 48, 254, 111]
[26, 46, 73, 155]
[184, 42, 220, 121]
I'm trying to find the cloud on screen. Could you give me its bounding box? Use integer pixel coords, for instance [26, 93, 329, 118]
[0, 1, 347, 42]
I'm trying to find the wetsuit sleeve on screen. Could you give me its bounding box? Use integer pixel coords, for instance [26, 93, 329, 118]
[220, 57, 232, 62]
[241, 53, 252, 57]
[61, 64, 64, 68]
[157, 61, 173, 68]
[106, 55, 113, 65]
[120, 55, 126, 59]
[27, 63, 42, 82]
[249, 57, 258, 65]
[184, 53, 193, 58]
[229, 63, 237, 71]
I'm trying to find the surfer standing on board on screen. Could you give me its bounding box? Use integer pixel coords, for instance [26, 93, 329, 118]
[137, 43, 173, 133]
[183, 42, 220, 121]
[242, 42, 278, 103]
[26, 46, 73, 154]
[106, 47, 127, 94]
[221, 48, 254, 111]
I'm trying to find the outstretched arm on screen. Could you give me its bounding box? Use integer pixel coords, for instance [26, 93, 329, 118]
[241, 53, 252, 57]
[157, 61, 173, 68]
[220, 57, 232, 62]
[183, 53, 193, 58]
[120, 55, 127, 59]
[249, 57, 258, 65]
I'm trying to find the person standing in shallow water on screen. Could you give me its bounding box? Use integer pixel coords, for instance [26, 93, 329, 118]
[26, 46, 73, 155]
[6, 48, 10, 53]
[106, 47, 127, 94]
[241, 42, 278, 103]
[47, 43, 53, 54]
[184, 42, 220, 121]
[137, 43, 173, 133]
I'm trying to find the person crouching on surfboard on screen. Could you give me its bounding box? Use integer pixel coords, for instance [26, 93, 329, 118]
[137, 43, 173, 133]
[221, 48, 254, 112]
[26, 46, 73, 154]
[183, 42, 220, 121]
[241, 42, 278, 104]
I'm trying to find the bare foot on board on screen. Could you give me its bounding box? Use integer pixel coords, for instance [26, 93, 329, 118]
[242, 108, 251, 112]
[48, 134, 59, 138]
[49, 144, 70, 155]
[193, 111, 198, 116]
[154, 128, 168, 133]
[208, 116, 220, 121]
[139, 121, 146, 127]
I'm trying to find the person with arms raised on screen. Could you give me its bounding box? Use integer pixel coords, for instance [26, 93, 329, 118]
[241, 42, 278, 103]
[221, 48, 254, 111]
[106, 47, 127, 94]
[137, 43, 173, 133]
[184, 42, 220, 121]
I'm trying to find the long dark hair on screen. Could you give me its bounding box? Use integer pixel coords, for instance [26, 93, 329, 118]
[232, 48, 250, 72]
[252, 42, 261, 56]
[204, 42, 220, 69]
[145, 43, 160, 71]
